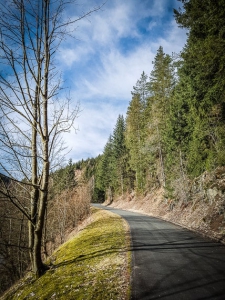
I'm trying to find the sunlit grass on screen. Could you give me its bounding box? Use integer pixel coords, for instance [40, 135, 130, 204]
[2, 208, 131, 300]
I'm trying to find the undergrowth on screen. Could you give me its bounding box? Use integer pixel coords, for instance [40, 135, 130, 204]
[2, 208, 131, 300]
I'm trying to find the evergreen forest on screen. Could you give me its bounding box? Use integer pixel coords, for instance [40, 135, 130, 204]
[84, 0, 225, 203]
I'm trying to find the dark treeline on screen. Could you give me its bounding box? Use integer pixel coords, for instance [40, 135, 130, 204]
[86, 0, 225, 203]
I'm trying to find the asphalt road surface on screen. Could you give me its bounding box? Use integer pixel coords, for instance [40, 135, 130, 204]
[93, 204, 225, 300]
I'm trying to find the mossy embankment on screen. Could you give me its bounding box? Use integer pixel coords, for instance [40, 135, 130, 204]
[2, 208, 131, 300]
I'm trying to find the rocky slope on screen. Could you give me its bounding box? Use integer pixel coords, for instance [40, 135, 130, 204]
[107, 167, 225, 244]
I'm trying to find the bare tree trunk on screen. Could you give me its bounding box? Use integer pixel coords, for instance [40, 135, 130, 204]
[32, 65, 50, 276]
[157, 125, 166, 188]
[29, 10, 43, 266]
[32, 0, 50, 276]
[18, 214, 24, 276]
[179, 148, 189, 203]
[33, 159, 49, 276]
[29, 94, 39, 270]
[121, 172, 124, 196]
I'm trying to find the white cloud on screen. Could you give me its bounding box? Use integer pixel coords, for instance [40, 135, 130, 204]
[70, 21, 186, 103]
[148, 21, 158, 31]
[63, 101, 126, 161]
[75, 45, 155, 101]
[58, 45, 93, 67]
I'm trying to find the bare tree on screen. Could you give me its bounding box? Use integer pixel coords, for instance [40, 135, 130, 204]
[0, 0, 103, 277]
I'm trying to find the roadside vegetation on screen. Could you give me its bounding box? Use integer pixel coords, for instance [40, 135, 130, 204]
[85, 1, 225, 205]
[76, 0, 225, 244]
[2, 208, 130, 300]
[0, 161, 91, 295]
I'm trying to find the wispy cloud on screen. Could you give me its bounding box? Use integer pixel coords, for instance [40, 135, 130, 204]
[63, 101, 126, 161]
[75, 45, 154, 100]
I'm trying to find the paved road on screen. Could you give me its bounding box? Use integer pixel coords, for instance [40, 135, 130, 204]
[93, 204, 225, 300]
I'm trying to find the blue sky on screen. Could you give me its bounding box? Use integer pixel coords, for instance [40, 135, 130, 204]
[57, 0, 187, 163]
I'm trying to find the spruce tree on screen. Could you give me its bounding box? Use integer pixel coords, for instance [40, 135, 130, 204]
[163, 65, 193, 199]
[97, 135, 116, 202]
[132, 71, 150, 108]
[125, 94, 146, 191]
[112, 115, 127, 194]
[146, 46, 175, 188]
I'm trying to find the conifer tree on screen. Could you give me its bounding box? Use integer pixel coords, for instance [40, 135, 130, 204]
[174, 0, 225, 175]
[146, 46, 175, 188]
[92, 155, 105, 202]
[125, 94, 146, 191]
[65, 159, 76, 190]
[163, 65, 192, 199]
[112, 115, 127, 194]
[132, 71, 150, 107]
[97, 135, 116, 202]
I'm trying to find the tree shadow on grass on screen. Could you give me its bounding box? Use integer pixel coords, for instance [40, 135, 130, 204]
[50, 245, 130, 270]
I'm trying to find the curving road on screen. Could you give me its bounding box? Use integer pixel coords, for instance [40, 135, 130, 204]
[93, 204, 225, 300]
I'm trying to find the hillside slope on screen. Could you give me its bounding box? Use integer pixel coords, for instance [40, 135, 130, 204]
[2, 208, 130, 300]
[108, 168, 225, 244]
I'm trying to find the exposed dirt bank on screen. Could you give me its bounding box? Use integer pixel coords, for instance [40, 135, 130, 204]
[106, 167, 225, 245]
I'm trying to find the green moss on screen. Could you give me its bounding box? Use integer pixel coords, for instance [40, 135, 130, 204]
[2, 208, 131, 300]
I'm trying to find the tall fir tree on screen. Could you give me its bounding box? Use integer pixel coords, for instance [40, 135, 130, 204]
[125, 93, 146, 191]
[163, 66, 193, 200]
[132, 71, 150, 108]
[112, 115, 127, 194]
[146, 46, 175, 188]
[97, 135, 116, 202]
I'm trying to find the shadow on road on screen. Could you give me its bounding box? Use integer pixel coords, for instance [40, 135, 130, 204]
[94, 205, 225, 300]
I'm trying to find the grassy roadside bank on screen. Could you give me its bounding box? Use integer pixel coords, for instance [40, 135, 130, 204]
[2, 208, 131, 300]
